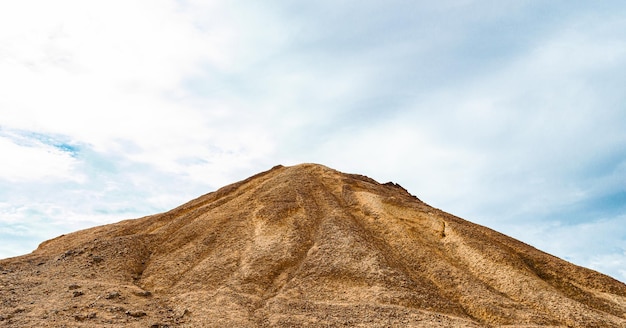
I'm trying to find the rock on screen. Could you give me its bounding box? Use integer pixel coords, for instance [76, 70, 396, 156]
[126, 310, 147, 318]
[108, 306, 126, 313]
[72, 291, 84, 297]
[74, 313, 96, 321]
[105, 291, 121, 299]
[68, 284, 81, 290]
[133, 290, 151, 297]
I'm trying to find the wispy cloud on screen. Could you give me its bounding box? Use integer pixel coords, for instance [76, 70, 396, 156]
[0, 128, 82, 182]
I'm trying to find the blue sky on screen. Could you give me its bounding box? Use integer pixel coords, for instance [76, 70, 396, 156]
[1, 1, 625, 282]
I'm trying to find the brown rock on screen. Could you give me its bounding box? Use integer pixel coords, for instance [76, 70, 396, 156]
[133, 290, 151, 297]
[125, 310, 147, 318]
[105, 291, 121, 299]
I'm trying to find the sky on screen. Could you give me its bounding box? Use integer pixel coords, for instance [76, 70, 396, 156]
[1, 1, 625, 282]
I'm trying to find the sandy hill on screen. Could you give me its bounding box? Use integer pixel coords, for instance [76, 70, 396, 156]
[1, 163, 625, 327]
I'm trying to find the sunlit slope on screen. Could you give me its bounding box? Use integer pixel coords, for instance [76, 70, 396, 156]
[2, 164, 625, 327]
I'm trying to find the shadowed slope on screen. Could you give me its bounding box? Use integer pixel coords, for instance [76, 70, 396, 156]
[1, 164, 625, 327]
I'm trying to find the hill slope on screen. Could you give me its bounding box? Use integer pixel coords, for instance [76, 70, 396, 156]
[1, 163, 625, 327]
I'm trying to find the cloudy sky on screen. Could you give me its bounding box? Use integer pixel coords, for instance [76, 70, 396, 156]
[1, 1, 625, 282]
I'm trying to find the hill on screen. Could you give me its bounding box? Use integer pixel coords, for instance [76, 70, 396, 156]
[1, 163, 625, 327]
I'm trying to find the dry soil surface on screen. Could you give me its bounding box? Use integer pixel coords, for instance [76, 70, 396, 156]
[1, 164, 626, 327]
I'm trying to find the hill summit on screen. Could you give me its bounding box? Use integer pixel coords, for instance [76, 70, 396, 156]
[1, 163, 625, 327]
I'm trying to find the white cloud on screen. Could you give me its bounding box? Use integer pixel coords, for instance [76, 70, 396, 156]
[370, 14, 626, 222]
[0, 0, 277, 180]
[0, 134, 81, 182]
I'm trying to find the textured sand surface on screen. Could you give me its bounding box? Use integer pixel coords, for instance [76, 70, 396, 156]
[1, 164, 625, 327]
